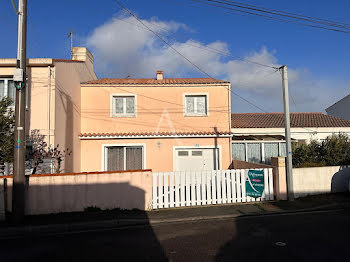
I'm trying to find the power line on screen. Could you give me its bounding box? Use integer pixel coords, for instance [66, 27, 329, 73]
[112, 0, 272, 113]
[189, 0, 350, 35]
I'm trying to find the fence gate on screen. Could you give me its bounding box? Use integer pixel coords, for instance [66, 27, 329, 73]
[152, 169, 274, 209]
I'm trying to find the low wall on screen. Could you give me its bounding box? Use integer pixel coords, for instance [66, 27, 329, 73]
[292, 166, 350, 198]
[1, 169, 153, 215]
[230, 159, 271, 169]
[0, 179, 5, 221]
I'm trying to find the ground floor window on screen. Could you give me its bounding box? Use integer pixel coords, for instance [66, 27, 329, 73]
[232, 141, 286, 164]
[105, 146, 143, 171]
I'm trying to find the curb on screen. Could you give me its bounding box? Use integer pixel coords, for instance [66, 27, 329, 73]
[0, 203, 349, 239]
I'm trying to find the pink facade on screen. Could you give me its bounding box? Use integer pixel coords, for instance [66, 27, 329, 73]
[80, 72, 232, 173]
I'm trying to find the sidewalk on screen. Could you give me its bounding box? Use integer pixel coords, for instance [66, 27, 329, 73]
[1, 193, 349, 238]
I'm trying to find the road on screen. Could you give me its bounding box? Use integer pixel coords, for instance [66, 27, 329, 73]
[1, 208, 349, 262]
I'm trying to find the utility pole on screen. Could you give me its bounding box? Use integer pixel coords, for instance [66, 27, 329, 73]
[280, 65, 294, 201]
[12, 0, 27, 223]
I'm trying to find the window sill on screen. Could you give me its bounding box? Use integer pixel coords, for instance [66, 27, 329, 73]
[111, 114, 137, 118]
[184, 114, 208, 117]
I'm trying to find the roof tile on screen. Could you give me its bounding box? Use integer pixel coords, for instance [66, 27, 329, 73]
[231, 112, 350, 128]
[82, 78, 229, 85]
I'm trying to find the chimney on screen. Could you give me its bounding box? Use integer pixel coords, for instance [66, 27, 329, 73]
[72, 47, 96, 78]
[156, 70, 163, 80]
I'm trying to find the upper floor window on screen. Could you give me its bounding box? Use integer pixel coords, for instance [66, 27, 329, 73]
[185, 95, 207, 116]
[0, 79, 16, 106]
[112, 95, 136, 117]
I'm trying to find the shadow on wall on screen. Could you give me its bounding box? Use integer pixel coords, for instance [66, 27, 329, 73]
[331, 166, 350, 193]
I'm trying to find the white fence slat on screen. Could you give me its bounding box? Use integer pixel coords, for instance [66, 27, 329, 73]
[158, 173, 164, 208]
[268, 168, 274, 200]
[207, 171, 212, 205]
[195, 171, 201, 206]
[263, 169, 269, 201]
[201, 171, 206, 205]
[241, 170, 247, 202]
[153, 173, 158, 209]
[222, 170, 227, 204]
[164, 173, 169, 208]
[185, 171, 191, 206]
[175, 172, 180, 207]
[216, 170, 222, 204]
[169, 172, 175, 208]
[236, 170, 241, 202]
[191, 171, 196, 206]
[151, 168, 274, 210]
[211, 170, 216, 204]
[231, 170, 237, 203]
[180, 171, 186, 207]
[226, 170, 232, 203]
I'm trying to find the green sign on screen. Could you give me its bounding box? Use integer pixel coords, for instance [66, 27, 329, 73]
[246, 170, 265, 198]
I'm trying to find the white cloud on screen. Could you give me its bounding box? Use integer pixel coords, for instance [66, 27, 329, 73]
[86, 14, 349, 113]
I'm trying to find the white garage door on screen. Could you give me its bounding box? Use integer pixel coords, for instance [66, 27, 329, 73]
[175, 148, 219, 171]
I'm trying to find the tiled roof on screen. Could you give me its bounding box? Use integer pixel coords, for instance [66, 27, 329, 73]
[231, 112, 350, 128]
[53, 59, 84, 63]
[80, 131, 232, 138]
[82, 78, 229, 85]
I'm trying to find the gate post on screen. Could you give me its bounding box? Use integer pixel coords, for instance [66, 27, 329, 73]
[271, 157, 287, 200]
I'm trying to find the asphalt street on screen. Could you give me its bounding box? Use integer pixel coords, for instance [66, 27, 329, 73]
[0, 208, 349, 262]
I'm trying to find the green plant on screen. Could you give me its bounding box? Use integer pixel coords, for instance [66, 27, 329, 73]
[0, 97, 14, 164]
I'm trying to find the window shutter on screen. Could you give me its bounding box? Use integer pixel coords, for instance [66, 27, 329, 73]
[7, 80, 16, 105]
[0, 80, 4, 100]
[126, 147, 142, 170]
[107, 147, 124, 171]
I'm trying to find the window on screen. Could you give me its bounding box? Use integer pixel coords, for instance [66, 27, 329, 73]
[185, 95, 207, 116]
[178, 151, 189, 156]
[0, 79, 16, 106]
[232, 143, 246, 161]
[112, 95, 135, 117]
[264, 143, 279, 164]
[106, 146, 143, 171]
[192, 151, 203, 156]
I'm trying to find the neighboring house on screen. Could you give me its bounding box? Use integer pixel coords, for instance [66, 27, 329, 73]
[80, 71, 232, 173]
[326, 93, 350, 120]
[0, 47, 97, 173]
[231, 112, 350, 164]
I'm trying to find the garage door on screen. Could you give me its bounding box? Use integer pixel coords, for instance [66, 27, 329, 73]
[175, 148, 218, 171]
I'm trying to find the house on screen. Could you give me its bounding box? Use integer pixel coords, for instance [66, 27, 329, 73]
[326, 93, 350, 121]
[0, 47, 97, 173]
[79, 71, 232, 173]
[231, 112, 350, 164]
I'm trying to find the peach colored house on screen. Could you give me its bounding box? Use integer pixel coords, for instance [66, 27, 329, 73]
[80, 71, 232, 173]
[0, 47, 97, 173]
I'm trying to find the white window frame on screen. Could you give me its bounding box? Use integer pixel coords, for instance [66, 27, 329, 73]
[101, 143, 146, 171]
[110, 93, 137, 117]
[183, 93, 209, 117]
[232, 140, 286, 163]
[0, 78, 15, 108]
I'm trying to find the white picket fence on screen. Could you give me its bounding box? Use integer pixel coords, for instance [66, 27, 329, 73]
[152, 168, 274, 209]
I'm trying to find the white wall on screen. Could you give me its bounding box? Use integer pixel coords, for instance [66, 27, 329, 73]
[292, 166, 350, 198]
[232, 127, 350, 143]
[326, 94, 350, 121]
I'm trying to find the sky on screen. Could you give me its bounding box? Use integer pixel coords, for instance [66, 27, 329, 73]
[1, 0, 349, 113]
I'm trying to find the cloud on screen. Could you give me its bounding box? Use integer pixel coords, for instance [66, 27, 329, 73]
[86, 14, 349, 113]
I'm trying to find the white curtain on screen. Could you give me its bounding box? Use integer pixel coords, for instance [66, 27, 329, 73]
[264, 143, 279, 164]
[186, 96, 194, 114]
[247, 143, 261, 163]
[280, 143, 287, 157]
[125, 97, 135, 114]
[114, 97, 124, 114]
[196, 96, 206, 114]
[126, 147, 142, 170]
[7, 80, 15, 105]
[232, 143, 246, 161]
[0, 80, 4, 100]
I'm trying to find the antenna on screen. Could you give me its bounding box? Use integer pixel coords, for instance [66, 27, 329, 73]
[67, 30, 73, 58]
